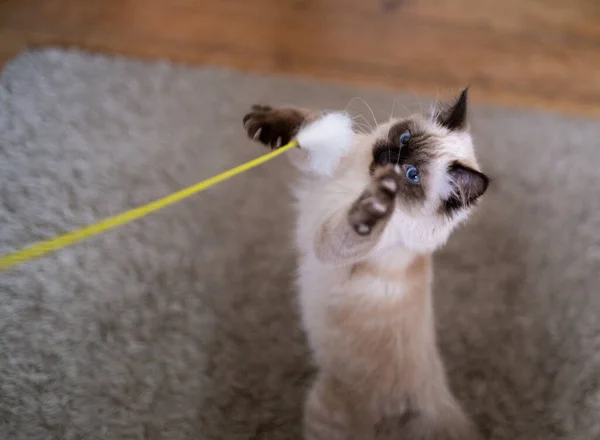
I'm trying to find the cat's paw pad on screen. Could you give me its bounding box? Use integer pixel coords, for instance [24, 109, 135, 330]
[348, 167, 401, 236]
[243, 105, 298, 149]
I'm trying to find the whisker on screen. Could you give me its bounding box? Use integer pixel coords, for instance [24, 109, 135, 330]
[386, 99, 398, 139]
[346, 98, 375, 132]
[351, 115, 375, 134]
[396, 84, 430, 118]
[348, 97, 379, 134]
[352, 121, 372, 135]
[427, 88, 443, 121]
[389, 99, 398, 123]
[392, 98, 414, 120]
[352, 114, 375, 131]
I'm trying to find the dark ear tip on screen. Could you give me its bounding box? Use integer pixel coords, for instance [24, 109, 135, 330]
[481, 172, 491, 194]
[437, 88, 469, 131]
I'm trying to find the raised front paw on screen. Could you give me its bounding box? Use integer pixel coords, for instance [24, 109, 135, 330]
[243, 105, 306, 149]
[348, 166, 401, 236]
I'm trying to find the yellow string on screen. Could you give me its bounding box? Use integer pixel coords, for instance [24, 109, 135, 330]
[0, 141, 298, 271]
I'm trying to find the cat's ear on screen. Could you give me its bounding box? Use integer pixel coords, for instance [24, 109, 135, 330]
[444, 162, 489, 211]
[436, 88, 469, 131]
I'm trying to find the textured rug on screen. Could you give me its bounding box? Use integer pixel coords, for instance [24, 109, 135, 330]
[1, 49, 599, 440]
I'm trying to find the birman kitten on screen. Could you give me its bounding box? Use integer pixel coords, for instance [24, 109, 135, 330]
[243, 90, 488, 440]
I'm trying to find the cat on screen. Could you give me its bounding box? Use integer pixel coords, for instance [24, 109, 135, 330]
[243, 89, 488, 440]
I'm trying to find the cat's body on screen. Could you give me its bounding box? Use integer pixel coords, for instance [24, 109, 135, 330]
[243, 92, 488, 440]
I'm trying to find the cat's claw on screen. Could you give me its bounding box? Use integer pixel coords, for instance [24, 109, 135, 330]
[243, 105, 305, 149]
[349, 167, 400, 236]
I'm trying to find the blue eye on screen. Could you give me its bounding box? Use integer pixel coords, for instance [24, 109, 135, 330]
[405, 165, 420, 183]
[399, 131, 411, 145]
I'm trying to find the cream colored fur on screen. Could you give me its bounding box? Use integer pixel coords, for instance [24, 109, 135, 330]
[292, 114, 483, 439]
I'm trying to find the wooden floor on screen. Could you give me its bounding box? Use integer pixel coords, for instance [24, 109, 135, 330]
[1, 0, 600, 117]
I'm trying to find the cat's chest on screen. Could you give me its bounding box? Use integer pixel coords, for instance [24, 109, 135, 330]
[343, 274, 412, 300]
[319, 292, 432, 390]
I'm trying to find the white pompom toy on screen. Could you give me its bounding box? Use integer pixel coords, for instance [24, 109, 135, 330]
[296, 112, 354, 176]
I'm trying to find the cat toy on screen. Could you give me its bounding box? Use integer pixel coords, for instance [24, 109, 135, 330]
[0, 112, 353, 271]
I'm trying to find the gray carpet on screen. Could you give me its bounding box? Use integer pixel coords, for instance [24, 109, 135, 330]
[1, 49, 599, 440]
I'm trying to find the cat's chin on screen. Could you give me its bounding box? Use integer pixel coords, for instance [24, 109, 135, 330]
[378, 218, 452, 255]
[375, 235, 445, 256]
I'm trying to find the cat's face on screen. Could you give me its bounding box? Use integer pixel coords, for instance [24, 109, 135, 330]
[335, 90, 489, 253]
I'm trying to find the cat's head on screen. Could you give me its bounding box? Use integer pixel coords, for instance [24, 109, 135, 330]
[338, 89, 489, 253]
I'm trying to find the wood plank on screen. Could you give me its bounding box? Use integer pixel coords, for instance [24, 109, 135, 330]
[1, 0, 600, 117]
[5, 0, 599, 41]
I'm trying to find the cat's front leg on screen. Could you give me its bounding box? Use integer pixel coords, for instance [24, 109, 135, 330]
[348, 165, 401, 236]
[313, 166, 401, 264]
[243, 104, 313, 148]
